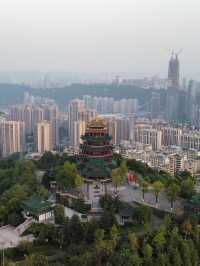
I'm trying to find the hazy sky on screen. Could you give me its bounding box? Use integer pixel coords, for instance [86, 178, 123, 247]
[0, 0, 199, 78]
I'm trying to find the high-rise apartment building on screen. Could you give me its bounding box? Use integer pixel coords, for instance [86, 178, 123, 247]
[133, 126, 162, 151]
[161, 127, 182, 146]
[73, 121, 86, 147]
[150, 92, 161, 119]
[37, 121, 53, 153]
[101, 115, 118, 145]
[68, 99, 85, 145]
[116, 117, 130, 144]
[168, 154, 183, 175]
[10, 105, 44, 135]
[0, 121, 25, 157]
[181, 131, 200, 150]
[68, 99, 97, 146]
[10, 103, 60, 150]
[43, 104, 60, 149]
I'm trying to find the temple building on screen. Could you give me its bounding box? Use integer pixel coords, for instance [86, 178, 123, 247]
[22, 195, 54, 222]
[78, 117, 116, 207]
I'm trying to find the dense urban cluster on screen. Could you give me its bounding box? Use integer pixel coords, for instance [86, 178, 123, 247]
[1, 54, 200, 266]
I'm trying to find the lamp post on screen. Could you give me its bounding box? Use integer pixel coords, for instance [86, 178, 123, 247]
[0, 242, 5, 266]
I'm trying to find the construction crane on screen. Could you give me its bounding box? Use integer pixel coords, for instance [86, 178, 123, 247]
[175, 49, 183, 56]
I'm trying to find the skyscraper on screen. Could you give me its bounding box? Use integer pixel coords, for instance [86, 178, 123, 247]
[168, 53, 180, 90]
[166, 52, 181, 122]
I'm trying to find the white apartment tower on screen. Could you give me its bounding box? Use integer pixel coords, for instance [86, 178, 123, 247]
[73, 121, 86, 147]
[10, 105, 44, 135]
[134, 126, 162, 151]
[37, 121, 53, 154]
[0, 121, 25, 157]
[68, 99, 85, 146]
[43, 104, 60, 149]
[168, 154, 183, 175]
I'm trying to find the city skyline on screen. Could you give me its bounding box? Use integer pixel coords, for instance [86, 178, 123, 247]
[1, 1, 200, 264]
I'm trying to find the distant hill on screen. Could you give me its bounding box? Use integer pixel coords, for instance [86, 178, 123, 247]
[0, 83, 166, 108]
[0, 83, 31, 107]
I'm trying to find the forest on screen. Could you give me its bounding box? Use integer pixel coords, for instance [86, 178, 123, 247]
[0, 152, 198, 265]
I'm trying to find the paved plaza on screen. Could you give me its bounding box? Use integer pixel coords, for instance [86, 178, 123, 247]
[116, 184, 185, 213]
[0, 225, 34, 250]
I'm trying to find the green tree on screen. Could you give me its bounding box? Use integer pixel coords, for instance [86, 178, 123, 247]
[15, 160, 36, 179]
[154, 252, 170, 266]
[112, 168, 122, 194]
[32, 223, 57, 244]
[139, 180, 148, 201]
[38, 151, 58, 169]
[25, 254, 48, 266]
[180, 178, 195, 199]
[128, 232, 139, 253]
[74, 173, 83, 189]
[54, 204, 65, 224]
[94, 228, 109, 266]
[18, 240, 33, 255]
[0, 205, 7, 223]
[169, 248, 182, 266]
[7, 212, 23, 226]
[153, 229, 166, 251]
[167, 183, 180, 210]
[119, 161, 128, 176]
[168, 227, 181, 250]
[71, 198, 90, 213]
[68, 215, 84, 244]
[0, 184, 28, 224]
[56, 162, 82, 191]
[143, 244, 153, 266]
[180, 240, 193, 266]
[152, 181, 164, 205]
[163, 215, 172, 230]
[37, 186, 49, 200]
[99, 211, 116, 231]
[56, 228, 64, 249]
[109, 248, 141, 266]
[110, 225, 120, 250]
[133, 206, 152, 224]
[112, 161, 127, 194]
[85, 219, 99, 243]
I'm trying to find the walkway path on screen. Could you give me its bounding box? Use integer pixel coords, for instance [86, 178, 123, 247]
[0, 225, 34, 249]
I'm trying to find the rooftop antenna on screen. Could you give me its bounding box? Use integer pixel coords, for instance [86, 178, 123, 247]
[164, 49, 175, 58]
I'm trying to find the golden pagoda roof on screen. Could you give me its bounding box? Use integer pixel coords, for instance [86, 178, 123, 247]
[86, 117, 107, 132]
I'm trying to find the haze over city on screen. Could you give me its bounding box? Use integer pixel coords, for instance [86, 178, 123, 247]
[1, 1, 200, 265]
[0, 0, 199, 78]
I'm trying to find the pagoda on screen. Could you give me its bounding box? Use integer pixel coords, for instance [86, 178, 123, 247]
[78, 117, 116, 206]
